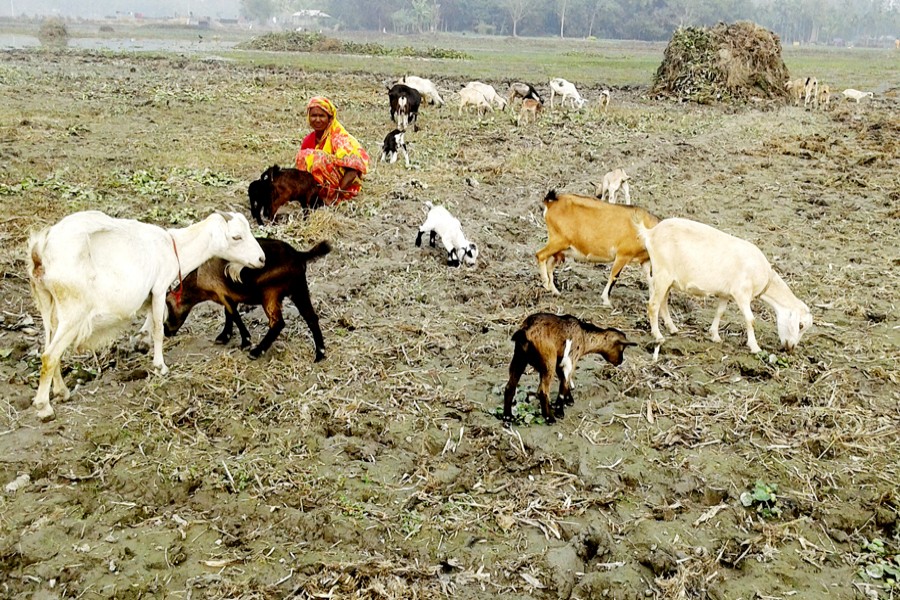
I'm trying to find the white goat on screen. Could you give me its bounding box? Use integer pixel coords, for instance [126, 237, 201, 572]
[415, 202, 478, 267]
[597, 168, 631, 205]
[635, 217, 812, 354]
[803, 77, 819, 108]
[458, 87, 493, 116]
[842, 88, 874, 103]
[463, 81, 507, 110]
[396, 76, 444, 107]
[28, 210, 265, 421]
[549, 78, 585, 110]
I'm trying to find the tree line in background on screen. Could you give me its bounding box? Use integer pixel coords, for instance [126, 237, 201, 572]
[242, 0, 900, 46]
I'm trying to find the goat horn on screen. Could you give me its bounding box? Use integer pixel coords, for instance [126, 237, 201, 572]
[215, 210, 233, 222]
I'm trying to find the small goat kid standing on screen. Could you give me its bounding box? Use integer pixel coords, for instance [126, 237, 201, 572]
[502, 313, 635, 424]
[380, 129, 410, 167]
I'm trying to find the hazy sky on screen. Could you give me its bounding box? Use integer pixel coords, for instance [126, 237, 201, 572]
[10, 0, 242, 19]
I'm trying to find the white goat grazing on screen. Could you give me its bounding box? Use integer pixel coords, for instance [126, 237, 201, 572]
[415, 202, 478, 267]
[28, 211, 265, 421]
[549, 78, 585, 110]
[803, 77, 819, 108]
[842, 88, 874, 103]
[396, 76, 444, 107]
[597, 168, 631, 205]
[463, 81, 507, 110]
[458, 87, 493, 116]
[635, 217, 812, 354]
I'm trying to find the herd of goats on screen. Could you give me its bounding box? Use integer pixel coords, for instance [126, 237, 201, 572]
[24, 73, 829, 424]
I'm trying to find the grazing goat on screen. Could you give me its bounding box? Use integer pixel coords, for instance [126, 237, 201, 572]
[165, 238, 329, 362]
[803, 77, 819, 108]
[537, 190, 659, 306]
[387, 83, 422, 132]
[635, 217, 813, 353]
[817, 84, 830, 110]
[549, 78, 585, 110]
[380, 128, 410, 168]
[785, 78, 805, 106]
[517, 98, 542, 126]
[248, 165, 321, 225]
[596, 168, 631, 205]
[458, 87, 493, 116]
[28, 211, 265, 421]
[507, 82, 543, 106]
[463, 81, 508, 110]
[842, 88, 874, 103]
[396, 76, 444, 107]
[598, 89, 611, 111]
[502, 313, 635, 424]
[415, 202, 478, 267]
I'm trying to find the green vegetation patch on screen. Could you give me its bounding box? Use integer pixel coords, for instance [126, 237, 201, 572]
[238, 31, 471, 60]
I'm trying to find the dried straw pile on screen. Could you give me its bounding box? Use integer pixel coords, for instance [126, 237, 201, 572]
[652, 21, 791, 104]
[38, 18, 70, 48]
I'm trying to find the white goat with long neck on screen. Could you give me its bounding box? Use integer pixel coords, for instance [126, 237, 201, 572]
[28, 210, 265, 421]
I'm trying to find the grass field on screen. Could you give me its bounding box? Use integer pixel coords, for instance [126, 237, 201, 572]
[0, 30, 898, 600]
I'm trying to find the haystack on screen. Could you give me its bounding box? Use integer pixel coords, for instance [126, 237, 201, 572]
[652, 21, 791, 104]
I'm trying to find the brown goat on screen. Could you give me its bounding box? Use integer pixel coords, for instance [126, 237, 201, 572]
[248, 165, 321, 225]
[502, 313, 635, 424]
[536, 190, 660, 306]
[165, 238, 329, 361]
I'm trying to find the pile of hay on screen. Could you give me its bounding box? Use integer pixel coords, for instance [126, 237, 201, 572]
[38, 18, 69, 48]
[652, 21, 791, 104]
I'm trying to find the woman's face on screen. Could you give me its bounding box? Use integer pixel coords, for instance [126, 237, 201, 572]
[308, 106, 332, 133]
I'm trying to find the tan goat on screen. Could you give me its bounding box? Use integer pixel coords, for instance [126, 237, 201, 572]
[536, 190, 660, 306]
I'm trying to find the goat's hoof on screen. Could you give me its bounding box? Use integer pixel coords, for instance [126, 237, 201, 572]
[214, 336, 230, 345]
[563, 396, 574, 407]
[314, 352, 326, 363]
[249, 349, 264, 360]
[35, 406, 56, 422]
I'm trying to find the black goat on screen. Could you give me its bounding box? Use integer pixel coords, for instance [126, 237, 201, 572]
[387, 83, 421, 132]
[248, 165, 321, 225]
[165, 238, 330, 361]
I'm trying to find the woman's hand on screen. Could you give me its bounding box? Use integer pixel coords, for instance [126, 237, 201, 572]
[339, 168, 359, 196]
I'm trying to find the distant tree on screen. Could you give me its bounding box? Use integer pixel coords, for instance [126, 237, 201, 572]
[241, 0, 278, 23]
[557, 0, 569, 37]
[502, 0, 537, 36]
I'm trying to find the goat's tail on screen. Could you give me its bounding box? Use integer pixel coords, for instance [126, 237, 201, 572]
[631, 211, 653, 250]
[424, 200, 434, 211]
[543, 189, 559, 205]
[302, 240, 332, 262]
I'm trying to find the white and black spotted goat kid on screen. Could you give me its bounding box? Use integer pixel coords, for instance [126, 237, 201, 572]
[415, 202, 478, 267]
[380, 129, 410, 167]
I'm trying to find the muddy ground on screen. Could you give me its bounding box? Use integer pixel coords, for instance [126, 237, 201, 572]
[0, 48, 898, 599]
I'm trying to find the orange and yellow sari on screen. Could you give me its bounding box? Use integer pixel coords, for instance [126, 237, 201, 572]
[295, 96, 370, 205]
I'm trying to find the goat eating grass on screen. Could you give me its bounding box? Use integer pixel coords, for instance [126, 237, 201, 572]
[502, 313, 635, 425]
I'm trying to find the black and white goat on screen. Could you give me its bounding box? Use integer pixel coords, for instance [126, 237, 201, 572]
[415, 202, 478, 267]
[387, 83, 422, 132]
[380, 129, 410, 167]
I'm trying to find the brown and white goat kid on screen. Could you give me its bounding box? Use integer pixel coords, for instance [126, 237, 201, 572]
[502, 313, 635, 424]
[517, 98, 542, 125]
[537, 190, 660, 306]
[635, 217, 813, 353]
[28, 211, 265, 421]
[165, 238, 329, 361]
